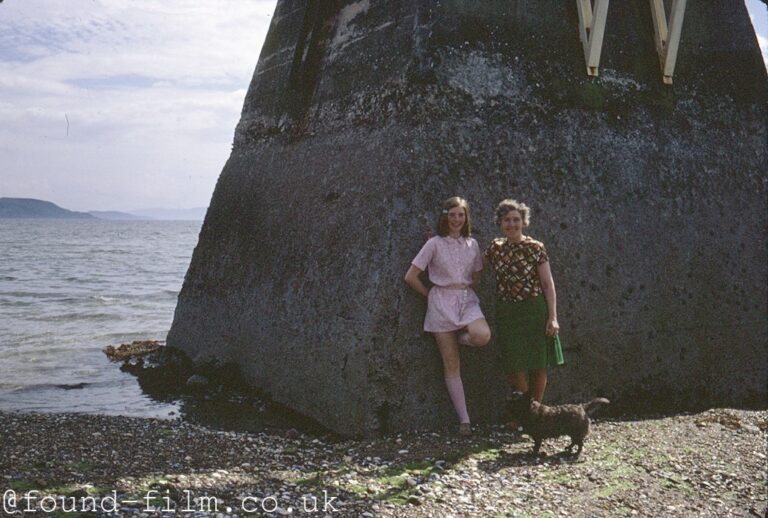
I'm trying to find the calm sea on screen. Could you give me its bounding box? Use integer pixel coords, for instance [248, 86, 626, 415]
[0, 219, 200, 418]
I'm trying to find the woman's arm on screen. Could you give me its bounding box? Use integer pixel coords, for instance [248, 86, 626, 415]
[471, 269, 482, 290]
[471, 239, 483, 290]
[404, 264, 430, 298]
[537, 261, 560, 337]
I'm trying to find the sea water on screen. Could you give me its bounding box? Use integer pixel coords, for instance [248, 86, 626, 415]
[0, 219, 201, 418]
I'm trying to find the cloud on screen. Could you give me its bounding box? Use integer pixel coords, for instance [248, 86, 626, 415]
[0, 0, 277, 211]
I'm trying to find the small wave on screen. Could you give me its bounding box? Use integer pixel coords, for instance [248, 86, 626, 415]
[91, 295, 125, 303]
[3, 291, 63, 299]
[0, 276, 17, 281]
[28, 312, 121, 323]
[0, 299, 33, 307]
[141, 289, 179, 299]
[53, 297, 82, 303]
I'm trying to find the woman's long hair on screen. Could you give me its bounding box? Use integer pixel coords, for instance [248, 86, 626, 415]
[436, 196, 471, 237]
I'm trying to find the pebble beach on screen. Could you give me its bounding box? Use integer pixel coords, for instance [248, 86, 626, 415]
[1, 408, 765, 517]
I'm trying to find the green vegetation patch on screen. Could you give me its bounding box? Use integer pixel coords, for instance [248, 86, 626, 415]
[294, 472, 325, 489]
[469, 447, 502, 462]
[374, 459, 439, 504]
[659, 477, 695, 496]
[9, 479, 37, 491]
[596, 480, 635, 498]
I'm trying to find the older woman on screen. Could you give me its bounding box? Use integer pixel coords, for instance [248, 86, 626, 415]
[484, 199, 564, 404]
[404, 196, 491, 436]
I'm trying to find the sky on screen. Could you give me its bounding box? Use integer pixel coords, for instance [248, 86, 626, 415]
[0, 1, 766, 212]
[0, 0, 278, 212]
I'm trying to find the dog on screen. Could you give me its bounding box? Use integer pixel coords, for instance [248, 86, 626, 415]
[507, 391, 610, 457]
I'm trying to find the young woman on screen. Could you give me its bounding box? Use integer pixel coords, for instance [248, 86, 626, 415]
[484, 199, 565, 405]
[404, 196, 491, 436]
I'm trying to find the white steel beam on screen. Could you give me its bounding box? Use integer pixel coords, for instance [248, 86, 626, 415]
[649, 0, 687, 84]
[577, 0, 610, 77]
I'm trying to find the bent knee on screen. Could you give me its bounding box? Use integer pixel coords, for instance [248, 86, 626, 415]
[473, 331, 491, 347]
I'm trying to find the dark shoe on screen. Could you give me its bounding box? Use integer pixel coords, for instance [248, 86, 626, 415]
[458, 423, 472, 436]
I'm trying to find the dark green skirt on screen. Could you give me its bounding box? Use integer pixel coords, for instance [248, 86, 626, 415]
[496, 295, 565, 373]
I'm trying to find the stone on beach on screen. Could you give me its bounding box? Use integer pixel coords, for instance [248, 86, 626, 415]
[0, 409, 765, 517]
[103, 340, 164, 362]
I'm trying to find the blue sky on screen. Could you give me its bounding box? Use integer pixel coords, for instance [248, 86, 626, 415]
[0, 0, 278, 211]
[0, 1, 766, 212]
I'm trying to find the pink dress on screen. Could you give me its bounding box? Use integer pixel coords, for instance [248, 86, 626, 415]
[411, 236, 485, 332]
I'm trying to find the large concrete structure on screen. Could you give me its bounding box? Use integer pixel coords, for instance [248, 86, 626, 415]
[167, 0, 767, 436]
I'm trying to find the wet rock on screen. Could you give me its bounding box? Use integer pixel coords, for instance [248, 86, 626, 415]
[103, 340, 163, 362]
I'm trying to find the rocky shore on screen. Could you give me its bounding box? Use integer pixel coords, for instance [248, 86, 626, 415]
[1, 408, 765, 517]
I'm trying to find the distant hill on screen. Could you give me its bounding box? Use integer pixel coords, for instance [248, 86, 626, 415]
[0, 198, 95, 219]
[129, 207, 207, 220]
[88, 211, 147, 220]
[0, 198, 207, 221]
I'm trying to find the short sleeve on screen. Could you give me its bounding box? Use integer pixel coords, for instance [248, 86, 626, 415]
[484, 240, 502, 266]
[536, 243, 549, 265]
[411, 238, 436, 271]
[483, 241, 493, 262]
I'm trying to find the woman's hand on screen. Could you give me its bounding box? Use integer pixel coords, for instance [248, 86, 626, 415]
[538, 261, 559, 338]
[546, 318, 560, 337]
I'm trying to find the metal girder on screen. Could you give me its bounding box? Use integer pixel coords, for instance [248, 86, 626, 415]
[650, 0, 688, 84]
[577, 0, 610, 76]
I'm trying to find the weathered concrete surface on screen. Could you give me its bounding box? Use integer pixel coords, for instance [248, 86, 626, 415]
[167, 0, 767, 436]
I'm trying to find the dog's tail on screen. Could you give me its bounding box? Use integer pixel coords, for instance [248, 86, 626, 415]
[583, 397, 610, 415]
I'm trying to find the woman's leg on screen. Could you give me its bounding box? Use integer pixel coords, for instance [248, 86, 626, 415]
[529, 368, 547, 402]
[434, 332, 470, 424]
[458, 318, 491, 347]
[508, 371, 528, 393]
[505, 371, 528, 430]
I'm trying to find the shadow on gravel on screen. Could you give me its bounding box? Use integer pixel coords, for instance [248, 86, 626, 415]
[106, 342, 335, 436]
[108, 342, 767, 442]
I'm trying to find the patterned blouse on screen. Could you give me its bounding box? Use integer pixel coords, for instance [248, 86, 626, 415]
[483, 236, 549, 303]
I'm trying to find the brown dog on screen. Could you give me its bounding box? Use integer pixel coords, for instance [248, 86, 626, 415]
[507, 391, 610, 457]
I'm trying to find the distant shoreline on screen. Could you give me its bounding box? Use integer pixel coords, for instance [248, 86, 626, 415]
[0, 197, 206, 221]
